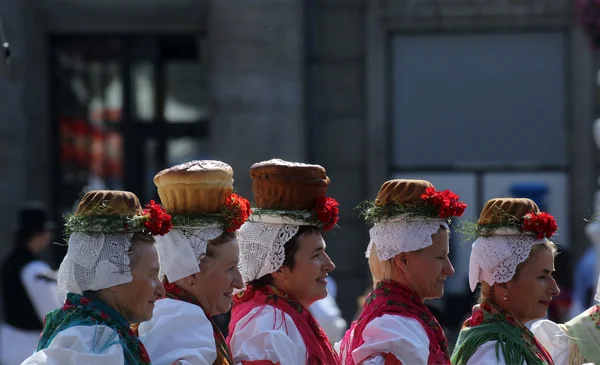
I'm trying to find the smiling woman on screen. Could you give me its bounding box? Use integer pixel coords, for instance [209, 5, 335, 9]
[137, 160, 250, 365]
[194, 232, 242, 316]
[337, 179, 465, 365]
[21, 190, 170, 365]
[227, 159, 341, 365]
[244, 225, 330, 306]
[452, 198, 560, 365]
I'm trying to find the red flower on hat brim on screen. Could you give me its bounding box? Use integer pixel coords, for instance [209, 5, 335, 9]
[223, 193, 252, 232]
[421, 187, 467, 219]
[314, 196, 340, 231]
[523, 212, 558, 239]
[143, 200, 173, 236]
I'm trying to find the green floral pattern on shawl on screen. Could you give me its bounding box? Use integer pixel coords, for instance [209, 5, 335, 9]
[562, 304, 600, 365]
[38, 292, 151, 365]
[452, 302, 553, 365]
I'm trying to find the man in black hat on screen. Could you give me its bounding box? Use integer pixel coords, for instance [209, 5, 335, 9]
[0, 202, 62, 365]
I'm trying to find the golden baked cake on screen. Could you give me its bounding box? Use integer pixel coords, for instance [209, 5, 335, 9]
[374, 179, 433, 207]
[154, 160, 234, 215]
[75, 190, 143, 216]
[478, 198, 540, 225]
[250, 159, 330, 210]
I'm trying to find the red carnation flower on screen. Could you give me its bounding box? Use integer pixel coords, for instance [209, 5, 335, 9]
[223, 193, 252, 232]
[61, 299, 74, 310]
[143, 200, 173, 236]
[421, 187, 467, 219]
[523, 212, 558, 239]
[163, 281, 183, 297]
[314, 196, 340, 231]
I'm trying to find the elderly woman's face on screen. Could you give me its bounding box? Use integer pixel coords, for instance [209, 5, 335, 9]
[194, 238, 244, 316]
[401, 228, 454, 300]
[113, 242, 165, 323]
[503, 247, 560, 324]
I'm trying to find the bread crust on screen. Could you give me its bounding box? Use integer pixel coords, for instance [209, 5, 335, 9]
[250, 159, 329, 185]
[154, 160, 233, 188]
[478, 198, 540, 225]
[249, 159, 330, 210]
[374, 179, 434, 207]
[76, 190, 143, 216]
[154, 160, 234, 215]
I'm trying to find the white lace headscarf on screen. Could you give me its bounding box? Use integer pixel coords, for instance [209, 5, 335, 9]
[237, 214, 315, 284]
[57, 232, 136, 300]
[366, 216, 449, 261]
[154, 225, 224, 282]
[468, 229, 549, 291]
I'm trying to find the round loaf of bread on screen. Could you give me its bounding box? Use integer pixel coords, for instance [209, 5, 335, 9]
[478, 198, 539, 226]
[374, 179, 434, 207]
[250, 159, 330, 210]
[76, 190, 143, 216]
[154, 160, 234, 215]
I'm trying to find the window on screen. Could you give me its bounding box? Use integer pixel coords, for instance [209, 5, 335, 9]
[51, 35, 209, 232]
[391, 33, 566, 168]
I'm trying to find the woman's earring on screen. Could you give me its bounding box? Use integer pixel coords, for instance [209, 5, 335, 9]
[503, 292, 508, 301]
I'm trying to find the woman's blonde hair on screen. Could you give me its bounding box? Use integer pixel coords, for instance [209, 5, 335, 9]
[368, 245, 399, 286]
[478, 241, 558, 304]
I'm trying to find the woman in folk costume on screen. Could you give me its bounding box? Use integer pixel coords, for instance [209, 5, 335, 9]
[22, 190, 171, 365]
[226, 159, 341, 365]
[137, 160, 251, 365]
[451, 198, 561, 365]
[337, 179, 466, 365]
[531, 265, 600, 364]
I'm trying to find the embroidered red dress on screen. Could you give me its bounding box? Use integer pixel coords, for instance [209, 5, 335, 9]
[338, 280, 450, 365]
[227, 285, 341, 365]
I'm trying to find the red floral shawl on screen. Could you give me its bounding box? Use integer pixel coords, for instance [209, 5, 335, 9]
[227, 285, 341, 365]
[339, 280, 450, 365]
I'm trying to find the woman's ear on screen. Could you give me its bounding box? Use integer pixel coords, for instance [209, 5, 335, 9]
[271, 266, 288, 282]
[185, 274, 197, 287]
[392, 253, 409, 272]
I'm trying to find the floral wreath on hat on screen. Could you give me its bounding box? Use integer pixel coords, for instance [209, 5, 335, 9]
[360, 187, 467, 224]
[462, 206, 558, 240]
[169, 193, 252, 232]
[249, 196, 340, 231]
[64, 200, 173, 237]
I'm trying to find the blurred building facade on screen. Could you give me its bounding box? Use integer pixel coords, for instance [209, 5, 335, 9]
[0, 0, 596, 322]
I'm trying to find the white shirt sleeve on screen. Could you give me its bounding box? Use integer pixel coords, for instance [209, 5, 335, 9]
[308, 295, 347, 344]
[530, 319, 570, 365]
[20, 261, 63, 322]
[351, 314, 430, 365]
[20, 325, 125, 365]
[466, 341, 526, 365]
[229, 305, 307, 365]
[138, 298, 216, 365]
